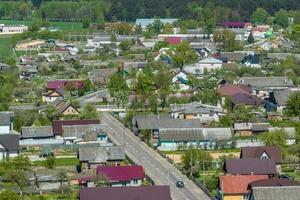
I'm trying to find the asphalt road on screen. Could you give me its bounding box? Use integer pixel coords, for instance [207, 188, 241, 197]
[101, 112, 212, 200]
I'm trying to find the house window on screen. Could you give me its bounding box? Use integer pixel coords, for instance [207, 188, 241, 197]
[260, 152, 269, 159]
[243, 194, 249, 200]
[133, 179, 138, 184]
[122, 182, 127, 186]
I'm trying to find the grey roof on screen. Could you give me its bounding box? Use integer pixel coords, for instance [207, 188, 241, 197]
[234, 123, 270, 131]
[170, 102, 223, 115]
[78, 145, 125, 163]
[0, 134, 20, 152]
[273, 89, 298, 106]
[220, 52, 247, 62]
[0, 111, 14, 126]
[21, 126, 53, 139]
[20, 65, 38, 73]
[63, 124, 104, 139]
[250, 186, 300, 200]
[268, 127, 296, 139]
[159, 128, 232, 142]
[133, 114, 203, 130]
[135, 18, 177, 27]
[236, 77, 294, 89]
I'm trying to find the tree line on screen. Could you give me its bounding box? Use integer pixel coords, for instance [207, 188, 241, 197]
[0, 0, 300, 24]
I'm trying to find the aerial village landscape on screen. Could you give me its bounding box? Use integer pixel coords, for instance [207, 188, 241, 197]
[0, 0, 299, 200]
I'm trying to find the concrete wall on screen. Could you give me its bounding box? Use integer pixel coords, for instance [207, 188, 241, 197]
[0, 126, 10, 134]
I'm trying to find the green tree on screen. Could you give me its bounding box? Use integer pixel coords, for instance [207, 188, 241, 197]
[108, 73, 129, 107]
[171, 41, 198, 67]
[56, 170, 68, 195]
[96, 13, 105, 30]
[44, 156, 56, 169]
[154, 64, 171, 108]
[251, 8, 269, 25]
[247, 31, 255, 44]
[80, 104, 98, 119]
[151, 18, 163, 34]
[119, 40, 132, 51]
[82, 17, 91, 29]
[233, 104, 255, 122]
[259, 131, 286, 147]
[213, 30, 239, 51]
[182, 149, 213, 178]
[163, 23, 174, 34]
[286, 92, 300, 117]
[274, 9, 289, 28]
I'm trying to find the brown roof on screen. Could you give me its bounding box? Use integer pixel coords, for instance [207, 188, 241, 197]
[79, 186, 172, 200]
[217, 84, 252, 96]
[219, 175, 268, 194]
[52, 119, 100, 135]
[248, 178, 300, 189]
[224, 159, 277, 175]
[240, 146, 282, 164]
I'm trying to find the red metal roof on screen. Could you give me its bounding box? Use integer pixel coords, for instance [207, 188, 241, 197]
[220, 175, 268, 194]
[241, 146, 282, 164]
[217, 84, 252, 96]
[222, 22, 245, 28]
[47, 80, 84, 90]
[165, 37, 182, 45]
[52, 119, 100, 135]
[79, 186, 172, 200]
[96, 165, 145, 182]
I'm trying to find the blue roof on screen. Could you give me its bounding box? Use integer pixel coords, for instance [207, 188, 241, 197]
[135, 18, 178, 27]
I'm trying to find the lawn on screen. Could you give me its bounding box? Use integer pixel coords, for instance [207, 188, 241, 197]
[0, 19, 83, 31]
[0, 35, 13, 59]
[33, 157, 79, 167]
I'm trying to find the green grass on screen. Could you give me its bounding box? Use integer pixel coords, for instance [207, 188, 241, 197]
[0, 19, 83, 31]
[33, 157, 79, 167]
[0, 35, 13, 58]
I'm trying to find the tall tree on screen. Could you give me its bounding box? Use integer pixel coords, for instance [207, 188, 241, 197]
[251, 8, 269, 25]
[274, 9, 289, 28]
[80, 104, 98, 119]
[286, 92, 300, 117]
[108, 73, 129, 108]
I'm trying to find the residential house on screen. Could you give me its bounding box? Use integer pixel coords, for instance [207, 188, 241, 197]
[248, 178, 300, 190]
[241, 54, 260, 68]
[95, 165, 144, 187]
[170, 102, 224, 122]
[0, 112, 14, 134]
[266, 88, 300, 113]
[220, 52, 247, 63]
[224, 159, 277, 176]
[221, 22, 247, 29]
[21, 126, 54, 139]
[249, 186, 300, 200]
[218, 175, 268, 200]
[88, 68, 118, 85]
[0, 134, 20, 160]
[0, 24, 28, 34]
[46, 79, 84, 91]
[19, 65, 38, 81]
[171, 71, 190, 91]
[154, 48, 172, 64]
[79, 186, 172, 200]
[132, 114, 204, 146]
[52, 119, 101, 137]
[217, 84, 252, 97]
[233, 123, 270, 136]
[78, 144, 125, 172]
[38, 99, 79, 116]
[231, 93, 261, 107]
[158, 127, 232, 150]
[235, 77, 294, 97]
[240, 146, 282, 165]
[42, 88, 64, 103]
[62, 124, 107, 144]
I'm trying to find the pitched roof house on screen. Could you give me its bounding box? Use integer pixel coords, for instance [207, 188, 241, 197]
[165, 37, 182, 45]
[248, 178, 300, 189]
[224, 158, 277, 175]
[240, 146, 282, 164]
[79, 186, 172, 200]
[0, 134, 20, 160]
[78, 144, 125, 171]
[231, 93, 261, 107]
[217, 84, 252, 97]
[38, 99, 79, 116]
[241, 54, 260, 68]
[249, 186, 300, 200]
[52, 119, 100, 136]
[42, 88, 64, 103]
[21, 126, 54, 139]
[235, 77, 294, 90]
[0, 111, 14, 134]
[46, 80, 84, 90]
[96, 165, 145, 186]
[218, 175, 268, 200]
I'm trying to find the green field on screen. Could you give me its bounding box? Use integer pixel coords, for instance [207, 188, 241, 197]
[0, 19, 83, 31]
[33, 157, 79, 167]
[0, 35, 13, 59]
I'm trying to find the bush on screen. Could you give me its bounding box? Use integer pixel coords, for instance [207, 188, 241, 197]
[44, 156, 56, 169]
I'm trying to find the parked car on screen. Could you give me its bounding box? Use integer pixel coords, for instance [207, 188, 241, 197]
[176, 181, 184, 188]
